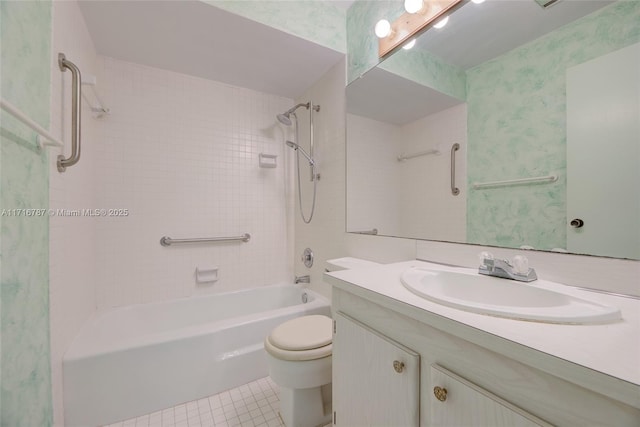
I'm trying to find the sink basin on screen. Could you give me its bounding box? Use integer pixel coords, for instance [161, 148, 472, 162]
[400, 268, 621, 324]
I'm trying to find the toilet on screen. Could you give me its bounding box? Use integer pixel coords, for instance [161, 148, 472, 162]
[265, 315, 333, 427]
[265, 257, 380, 427]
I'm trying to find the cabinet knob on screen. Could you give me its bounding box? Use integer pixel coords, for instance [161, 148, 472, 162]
[433, 386, 448, 402]
[393, 360, 405, 373]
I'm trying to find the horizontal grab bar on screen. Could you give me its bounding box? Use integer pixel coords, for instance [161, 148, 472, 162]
[0, 98, 64, 149]
[160, 233, 251, 246]
[397, 148, 440, 162]
[81, 78, 110, 117]
[351, 228, 378, 235]
[473, 174, 558, 189]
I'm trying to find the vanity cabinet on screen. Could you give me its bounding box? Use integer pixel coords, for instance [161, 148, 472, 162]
[333, 312, 420, 426]
[429, 365, 551, 427]
[330, 285, 640, 427]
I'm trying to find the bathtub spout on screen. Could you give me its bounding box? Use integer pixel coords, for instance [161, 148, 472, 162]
[295, 275, 310, 284]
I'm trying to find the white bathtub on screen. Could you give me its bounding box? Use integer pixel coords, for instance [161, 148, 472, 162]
[63, 285, 330, 427]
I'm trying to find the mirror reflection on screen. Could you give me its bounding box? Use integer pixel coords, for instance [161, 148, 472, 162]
[346, 0, 640, 260]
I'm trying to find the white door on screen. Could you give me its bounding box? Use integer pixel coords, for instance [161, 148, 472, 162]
[566, 42, 640, 259]
[430, 365, 552, 427]
[332, 312, 420, 426]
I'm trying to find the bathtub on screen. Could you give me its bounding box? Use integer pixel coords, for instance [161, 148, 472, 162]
[63, 285, 330, 427]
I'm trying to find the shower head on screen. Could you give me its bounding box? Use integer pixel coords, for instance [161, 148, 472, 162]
[276, 102, 311, 126]
[286, 140, 314, 165]
[277, 113, 292, 126]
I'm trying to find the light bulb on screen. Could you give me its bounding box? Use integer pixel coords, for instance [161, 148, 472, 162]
[471, 0, 485, 3]
[402, 39, 416, 50]
[433, 16, 449, 29]
[375, 19, 392, 38]
[404, 0, 423, 14]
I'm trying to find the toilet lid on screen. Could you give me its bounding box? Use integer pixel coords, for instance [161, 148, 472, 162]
[269, 315, 332, 351]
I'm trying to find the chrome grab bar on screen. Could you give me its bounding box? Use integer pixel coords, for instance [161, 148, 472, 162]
[160, 233, 251, 247]
[57, 53, 82, 172]
[450, 143, 460, 196]
[472, 174, 558, 189]
[397, 148, 440, 162]
[352, 228, 378, 235]
[0, 99, 64, 149]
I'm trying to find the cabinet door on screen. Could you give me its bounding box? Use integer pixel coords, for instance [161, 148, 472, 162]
[333, 312, 420, 426]
[430, 365, 553, 427]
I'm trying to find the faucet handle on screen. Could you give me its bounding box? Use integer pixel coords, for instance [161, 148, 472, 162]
[512, 255, 529, 275]
[478, 251, 494, 266]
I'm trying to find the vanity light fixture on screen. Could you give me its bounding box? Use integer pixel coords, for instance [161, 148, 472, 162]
[433, 15, 449, 29]
[375, 19, 393, 38]
[471, 0, 486, 3]
[404, 0, 424, 14]
[376, 0, 464, 58]
[403, 39, 417, 50]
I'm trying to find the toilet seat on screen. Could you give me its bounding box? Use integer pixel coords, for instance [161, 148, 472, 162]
[265, 315, 333, 361]
[265, 338, 331, 361]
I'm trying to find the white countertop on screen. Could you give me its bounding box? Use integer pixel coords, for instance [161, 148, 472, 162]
[325, 260, 640, 409]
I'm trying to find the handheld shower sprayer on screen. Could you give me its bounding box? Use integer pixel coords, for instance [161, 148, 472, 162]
[276, 101, 321, 223]
[286, 141, 314, 166]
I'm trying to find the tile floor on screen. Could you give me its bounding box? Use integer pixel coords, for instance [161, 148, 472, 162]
[103, 377, 285, 427]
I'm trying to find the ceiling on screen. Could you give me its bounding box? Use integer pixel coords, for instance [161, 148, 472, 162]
[78, 1, 345, 99]
[346, 67, 463, 125]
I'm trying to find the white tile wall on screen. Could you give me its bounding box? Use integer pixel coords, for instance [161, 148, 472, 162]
[292, 58, 349, 299]
[292, 59, 418, 299]
[397, 103, 467, 242]
[94, 57, 294, 309]
[49, 2, 100, 425]
[346, 103, 467, 241]
[346, 114, 400, 235]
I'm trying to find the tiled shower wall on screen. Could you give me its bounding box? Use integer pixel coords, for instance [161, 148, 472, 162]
[346, 103, 467, 241]
[292, 58, 418, 300]
[397, 103, 467, 242]
[94, 57, 294, 309]
[346, 113, 400, 235]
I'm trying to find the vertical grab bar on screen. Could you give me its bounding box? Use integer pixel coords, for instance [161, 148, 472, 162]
[450, 143, 460, 196]
[57, 53, 82, 173]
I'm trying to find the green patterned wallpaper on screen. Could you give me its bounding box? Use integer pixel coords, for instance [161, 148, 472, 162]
[346, 0, 403, 83]
[0, 1, 53, 425]
[208, 1, 347, 53]
[466, 1, 640, 250]
[380, 47, 466, 100]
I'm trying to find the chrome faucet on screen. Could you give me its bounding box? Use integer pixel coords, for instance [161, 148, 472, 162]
[295, 275, 311, 284]
[478, 252, 537, 282]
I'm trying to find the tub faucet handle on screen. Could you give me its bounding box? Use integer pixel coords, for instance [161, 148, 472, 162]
[295, 275, 310, 284]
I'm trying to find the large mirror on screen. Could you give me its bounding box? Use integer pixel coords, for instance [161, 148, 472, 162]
[346, 0, 640, 260]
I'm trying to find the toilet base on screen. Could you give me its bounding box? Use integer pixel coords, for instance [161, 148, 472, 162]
[279, 384, 332, 427]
